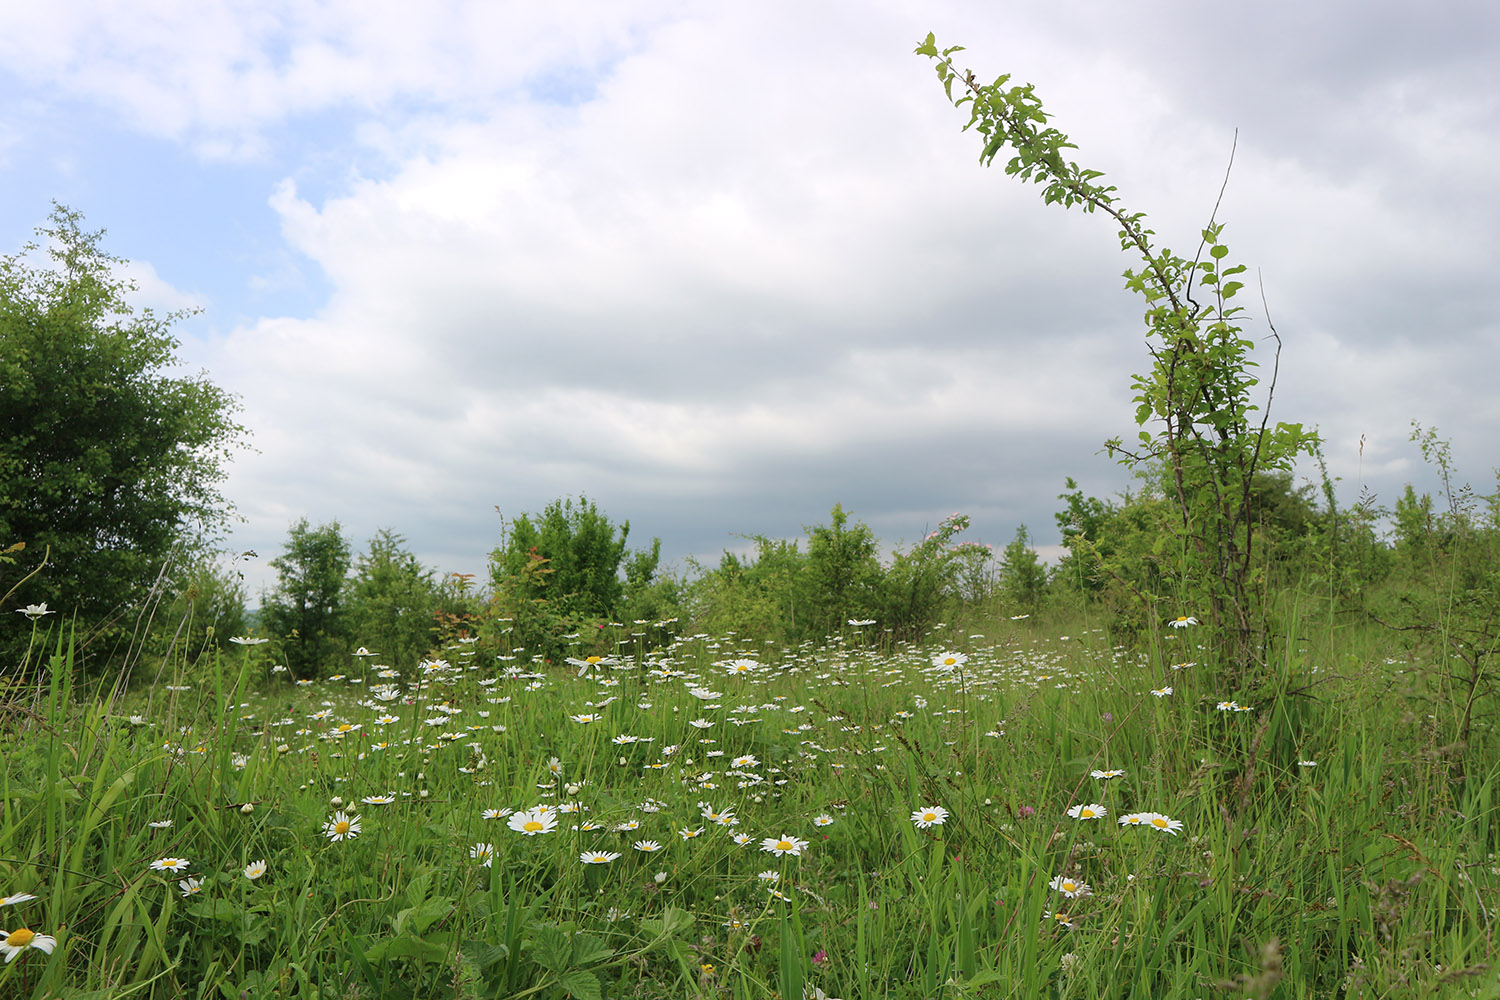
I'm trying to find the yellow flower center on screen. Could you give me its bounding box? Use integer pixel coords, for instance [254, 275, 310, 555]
[944, 657, 957, 665]
[1176, 616, 1188, 622]
[587, 656, 603, 664]
[335, 821, 351, 834]
[1151, 817, 1168, 828]
[1080, 808, 1096, 818]
[6, 928, 34, 948]
[777, 841, 792, 850]
[524, 820, 543, 832]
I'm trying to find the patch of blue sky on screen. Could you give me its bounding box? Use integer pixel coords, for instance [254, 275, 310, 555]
[524, 63, 610, 107]
[0, 98, 342, 333]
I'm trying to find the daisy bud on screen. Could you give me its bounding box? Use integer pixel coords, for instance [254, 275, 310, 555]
[240, 803, 254, 814]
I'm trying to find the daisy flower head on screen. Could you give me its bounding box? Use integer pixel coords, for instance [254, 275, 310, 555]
[1048, 875, 1092, 899]
[150, 857, 190, 873]
[761, 835, 810, 857]
[508, 808, 559, 836]
[813, 814, 835, 827]
[322, 811, 361, 842]
[0, 927, 58, 962]
[633, 840, 663, 853]
[931, 651, 968, 671]
[580, 851, 621, 864]
[470, 843, 495, 867]
[732, 833, 753, 846]
[361, 794, 395, 806]
[1065, 803, 1106, 821]
[0, 893, 37, 908]
[483, 807, 515, 820]
[1090, 769, 1125, 780]
[1146, 814, 1184, 835]
[1167, 616, 1198, 629]
[243, 860, 267, 880]
[1151, 686, 1173, 698]
[679, 827, 705, 841]
[1118, 811, 1158, 827]
[178, 877, 203, 897]
[1298, 760, 1317, 768]
[911, 805, 949, 828]
[758, 870, 781, 883]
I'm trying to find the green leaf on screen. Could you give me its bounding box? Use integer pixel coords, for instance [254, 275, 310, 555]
[1210, 244, 1229, 259]
[460, 939, 510, 971]
[530, 923, 572, 973]
[364, 935, 449, 964]
[557, 970, 603, 1000]
[570, 932, 614, 967]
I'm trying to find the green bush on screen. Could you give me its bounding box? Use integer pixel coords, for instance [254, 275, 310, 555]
[485, 497, 668, 662]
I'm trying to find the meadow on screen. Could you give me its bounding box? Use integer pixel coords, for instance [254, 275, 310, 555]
[3, 603, 1497, 1000]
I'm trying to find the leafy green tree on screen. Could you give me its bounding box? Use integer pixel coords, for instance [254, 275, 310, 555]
[153, 552, 251, 661]
[621, 538, 684, 624]
[1393, 484, 1436, 555]
[919, 38, 1319, 678]
[804, 504, 882, 635]
[0, 206, 245, 661]
[490, 497, 634, 619]
[876, 512, 977, 639]
[487, 497, 663, 660]
[685, 542, 802, 645]
[346, 529, 439, 669]
[998, 525, 1048, 611]
[261, 518, 352, 676]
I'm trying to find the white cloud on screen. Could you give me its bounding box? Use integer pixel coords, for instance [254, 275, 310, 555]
[0, 0, 682, 156]
[5, 0, 1497, 592]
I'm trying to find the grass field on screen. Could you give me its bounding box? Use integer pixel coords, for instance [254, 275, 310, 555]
[2, 611, 1497, 999]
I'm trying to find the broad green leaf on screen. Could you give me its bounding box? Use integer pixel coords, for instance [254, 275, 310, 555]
[557, 969, 603, 1000]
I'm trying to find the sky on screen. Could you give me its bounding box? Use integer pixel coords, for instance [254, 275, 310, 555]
[3, 0, 1498, 600]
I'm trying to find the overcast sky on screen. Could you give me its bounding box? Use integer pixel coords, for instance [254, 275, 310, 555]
[3, 1, 1497, 598]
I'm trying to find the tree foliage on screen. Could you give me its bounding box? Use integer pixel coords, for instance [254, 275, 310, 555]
[688, 507, 987, 644]
[261, 518, 352, 676]
[997, 524, 1047, 611]
[486, 497, 667, 660]
[918, 36, 1319, 679]
[490, 497, 637, 620]
[0, 206, 245, 661]
[345, 529, 440, 669]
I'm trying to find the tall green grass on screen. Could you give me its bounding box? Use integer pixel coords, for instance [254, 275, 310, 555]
[1, 612, 1496, 999]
